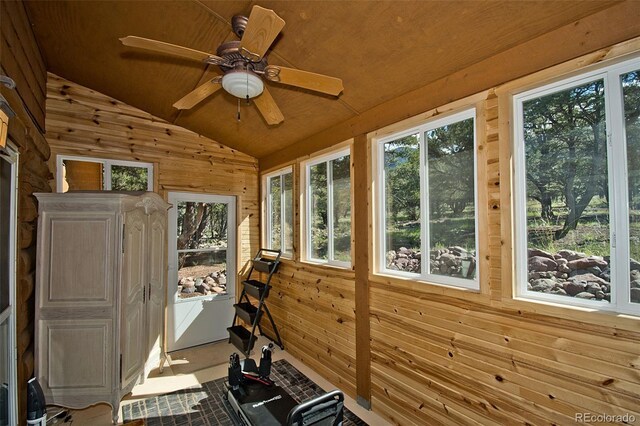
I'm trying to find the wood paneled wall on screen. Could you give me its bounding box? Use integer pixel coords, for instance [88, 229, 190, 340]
[1, 2, 51, 424]
[260, 36, 640, 426]
[44, 74, 260, 265]
[266, 261, 358, 397]
[367, 88, 640, 425]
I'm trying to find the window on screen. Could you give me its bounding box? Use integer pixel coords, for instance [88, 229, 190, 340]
[304, 148, 351, 266]
[170, 194, 235, 301]
[56, 155, 153, 192]
[514, 56, 640, 315]
[377, 108, 479, 290]
[0, 145, 17, 425]
[263, 167, 294, 257]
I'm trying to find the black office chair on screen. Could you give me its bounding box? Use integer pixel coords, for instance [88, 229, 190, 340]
[286, 389, 344, 426]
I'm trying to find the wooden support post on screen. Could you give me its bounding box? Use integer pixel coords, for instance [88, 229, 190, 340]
[353, 133, 371, 408]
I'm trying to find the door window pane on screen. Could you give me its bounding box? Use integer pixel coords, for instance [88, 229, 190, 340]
[332, 155, 351, 263]
[176, 202, 228, 299]
[522, 79, 610, 302]
[623, 70, 640, 305]
[383, 134, 421, 273]
[309, 163, 328, 260]
[427, 117, 477, 280]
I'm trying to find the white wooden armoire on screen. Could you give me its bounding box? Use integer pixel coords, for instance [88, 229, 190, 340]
[34, 192, 169, 423]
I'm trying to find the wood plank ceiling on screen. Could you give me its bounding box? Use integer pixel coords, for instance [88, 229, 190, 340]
[24, 0, 617, 159]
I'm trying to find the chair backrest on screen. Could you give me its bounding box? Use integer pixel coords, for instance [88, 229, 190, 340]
[286, 390, 344, 426]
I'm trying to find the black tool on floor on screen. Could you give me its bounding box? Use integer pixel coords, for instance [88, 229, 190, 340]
[224, 346, 344, 425]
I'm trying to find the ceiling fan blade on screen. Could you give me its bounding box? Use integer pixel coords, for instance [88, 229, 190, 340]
[253, 87, 284, 125]
[173, 78, 222, 110]
[264, 65, 343, 96]
[120, 36, 224, 63]
[239, 6, 285, 61]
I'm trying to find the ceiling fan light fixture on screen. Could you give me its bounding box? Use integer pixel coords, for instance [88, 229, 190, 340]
[222, 70, 264, 99]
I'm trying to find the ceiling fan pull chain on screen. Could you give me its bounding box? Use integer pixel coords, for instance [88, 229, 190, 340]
[237, 99, 241, 122]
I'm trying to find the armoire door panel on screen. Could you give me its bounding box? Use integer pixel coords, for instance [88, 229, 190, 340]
[43, 214, 115, 308]
[35, 192, 169, 422]
[40, 319, 112, 392]
[121, 301, 144, 388]
[147, 212, 166, 360]
[123, 209, 146, 302]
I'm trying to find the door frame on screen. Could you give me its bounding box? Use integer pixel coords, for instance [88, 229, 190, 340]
[166, 192, 237, 351]
[0, 142, 18, 426]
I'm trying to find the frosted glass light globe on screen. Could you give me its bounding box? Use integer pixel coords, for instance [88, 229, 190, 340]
[222, 70, 264, 99]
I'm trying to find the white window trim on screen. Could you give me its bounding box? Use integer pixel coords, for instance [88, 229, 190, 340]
[513, 56, 640, 316]
[0, 143, 18, 426]
[375, 107, 480, 290]
[56, 155, 154, 192]
[262, 166, 294, 258]
[303, 147, 352, 268]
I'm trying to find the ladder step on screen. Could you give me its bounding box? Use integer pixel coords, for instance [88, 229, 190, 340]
[227, 325, 257, 354]
[233, 302, 261, 325]
[242, 279, 270, 299]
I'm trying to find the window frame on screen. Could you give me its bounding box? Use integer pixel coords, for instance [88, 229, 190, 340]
[303, 147, 352, 268]
[0, 143, 18, 426]
[375, 107, 480, 290]
[262, 166, 294, 258]
[56, 154, 154, 192]
[512, 55, 640, 316]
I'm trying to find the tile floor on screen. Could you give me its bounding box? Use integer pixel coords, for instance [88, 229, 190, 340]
[48, 337, 389, 425]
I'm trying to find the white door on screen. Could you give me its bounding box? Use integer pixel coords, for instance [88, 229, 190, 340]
[167, 193, 236, 352]
[0, 146, 18, 426]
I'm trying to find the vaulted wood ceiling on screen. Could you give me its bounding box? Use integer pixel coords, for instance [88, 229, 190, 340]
[25, 0, 619, 158]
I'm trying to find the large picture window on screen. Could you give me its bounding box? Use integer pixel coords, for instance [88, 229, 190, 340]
[514, 56, 640, 314]
[304, 148, 351, 267]
[56, 155, 153, 192]
[377, 108, 479, 290]
[263, 167, 294, 257]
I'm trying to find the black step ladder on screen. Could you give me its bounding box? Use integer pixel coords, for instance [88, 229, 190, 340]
[227, 248, 284, 356]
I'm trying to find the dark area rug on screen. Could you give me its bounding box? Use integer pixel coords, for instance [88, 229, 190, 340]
[122, 359, 367, 425]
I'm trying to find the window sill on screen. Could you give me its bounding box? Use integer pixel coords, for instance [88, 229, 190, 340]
[500, 296, 640, 332]
[373, 270, 480, 291]
[370, 271, 489, 303]
[300, 259, 353, 271]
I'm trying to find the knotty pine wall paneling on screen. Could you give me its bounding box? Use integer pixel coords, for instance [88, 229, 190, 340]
[262, 40, 640, 425]
[44, 74, 260, 270]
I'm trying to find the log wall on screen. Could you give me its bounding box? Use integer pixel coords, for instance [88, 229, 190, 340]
[44, 73, 260, 266]
[1, 2, 50, 423]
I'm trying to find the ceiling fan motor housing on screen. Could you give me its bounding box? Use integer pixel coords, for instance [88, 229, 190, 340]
[231, 15, 249, 38]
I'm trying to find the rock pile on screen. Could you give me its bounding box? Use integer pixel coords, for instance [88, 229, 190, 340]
[387, 246, 477, 278]
[527, 248, 640, 303]
[178, 270, 227, 298]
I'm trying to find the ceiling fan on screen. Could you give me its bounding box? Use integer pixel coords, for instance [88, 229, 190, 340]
[120, 5, 344, 125]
